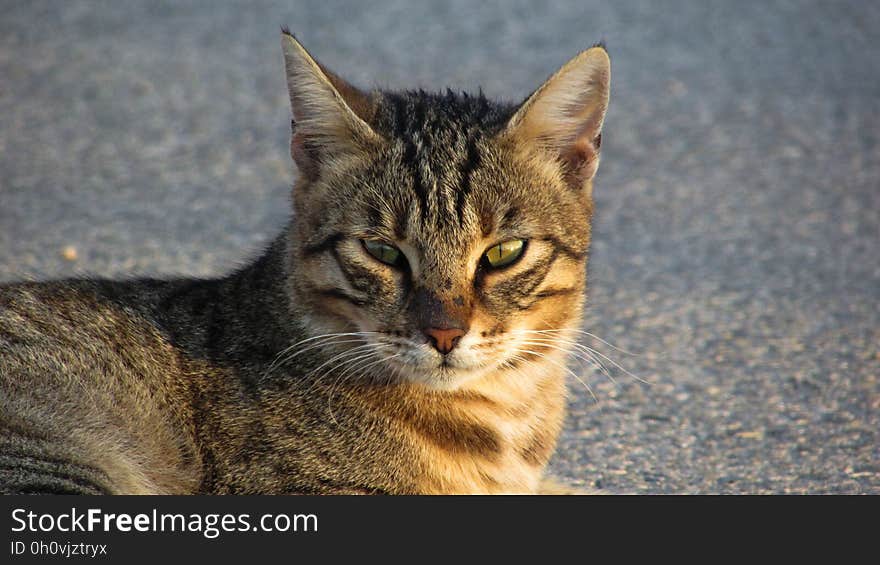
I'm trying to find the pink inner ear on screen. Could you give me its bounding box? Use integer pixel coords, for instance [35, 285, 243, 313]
[291, 132, 319, 180]
[562, 135, 600, 181]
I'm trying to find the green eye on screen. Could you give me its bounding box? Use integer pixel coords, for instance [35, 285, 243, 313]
[362, 239, 404, 267]
[484, 239, 525, 269]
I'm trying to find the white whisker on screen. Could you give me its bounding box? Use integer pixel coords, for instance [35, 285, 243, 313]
[328, 353, 402, 425]
[512, 331, 651, 386]
[514, 327, 647, 358]
[303, 344, 378, 382]
[515, 347, 599, 404]
[263, 331, 380, 379]
[517, 338, 618, 387]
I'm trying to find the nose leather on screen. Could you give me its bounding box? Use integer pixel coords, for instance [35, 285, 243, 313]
[423, 327, 466, 355]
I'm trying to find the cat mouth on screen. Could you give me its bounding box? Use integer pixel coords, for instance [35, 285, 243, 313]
[391, 357, 463, 374]
[428, 354, 474, 372]
[380, 351, 497, 390]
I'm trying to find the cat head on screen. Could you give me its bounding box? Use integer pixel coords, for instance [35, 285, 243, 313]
[281, 30, 610, 389]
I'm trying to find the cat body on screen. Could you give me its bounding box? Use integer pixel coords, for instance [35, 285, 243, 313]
[0, 32, 610, 494]
[0, 272, 561, 494]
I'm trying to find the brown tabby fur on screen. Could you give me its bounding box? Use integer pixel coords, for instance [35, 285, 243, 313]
[0, 31, 610, 494]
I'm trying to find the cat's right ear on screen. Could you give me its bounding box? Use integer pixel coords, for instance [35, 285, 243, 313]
[281, 30, 380, 179]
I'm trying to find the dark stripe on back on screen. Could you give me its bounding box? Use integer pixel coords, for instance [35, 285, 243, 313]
[0, 448, 112, 495]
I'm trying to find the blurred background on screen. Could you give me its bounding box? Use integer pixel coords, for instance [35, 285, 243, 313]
[0, 1, 877, 493]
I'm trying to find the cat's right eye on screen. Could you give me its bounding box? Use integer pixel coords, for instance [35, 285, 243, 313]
[362, 239, 406, 269]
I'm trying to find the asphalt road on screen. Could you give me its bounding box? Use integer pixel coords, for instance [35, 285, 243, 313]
[1, 1, 877, 493]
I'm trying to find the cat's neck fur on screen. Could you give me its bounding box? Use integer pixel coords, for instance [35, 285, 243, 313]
[156, 230, 299, 368]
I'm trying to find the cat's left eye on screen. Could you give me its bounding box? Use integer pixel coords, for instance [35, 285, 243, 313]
[362, 239, 405, 268]
[483, 239, 526, 269]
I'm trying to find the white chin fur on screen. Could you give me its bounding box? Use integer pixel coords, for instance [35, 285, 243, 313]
[385, 357, 495, 391]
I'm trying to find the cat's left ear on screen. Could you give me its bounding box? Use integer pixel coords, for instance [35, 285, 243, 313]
[502, 45, 610, 189]
[281, 30, 380, 179]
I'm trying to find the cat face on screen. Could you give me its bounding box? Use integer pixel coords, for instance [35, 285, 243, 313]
[282, 32, 609, 389]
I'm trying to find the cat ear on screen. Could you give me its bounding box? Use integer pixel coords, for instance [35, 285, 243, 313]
[281, 30, 379, 178]
[503, 45, 610, 188]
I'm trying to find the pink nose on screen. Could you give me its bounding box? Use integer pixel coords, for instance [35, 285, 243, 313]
[423, 327, 466, 355]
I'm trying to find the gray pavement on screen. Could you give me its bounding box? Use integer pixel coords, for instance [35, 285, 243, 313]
[1, 1, 877, 493]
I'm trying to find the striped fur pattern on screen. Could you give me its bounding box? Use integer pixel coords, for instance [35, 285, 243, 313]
[0, 32, 610, 494]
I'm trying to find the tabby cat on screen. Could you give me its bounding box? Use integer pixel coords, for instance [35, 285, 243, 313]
[0, 30, 610, 494]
